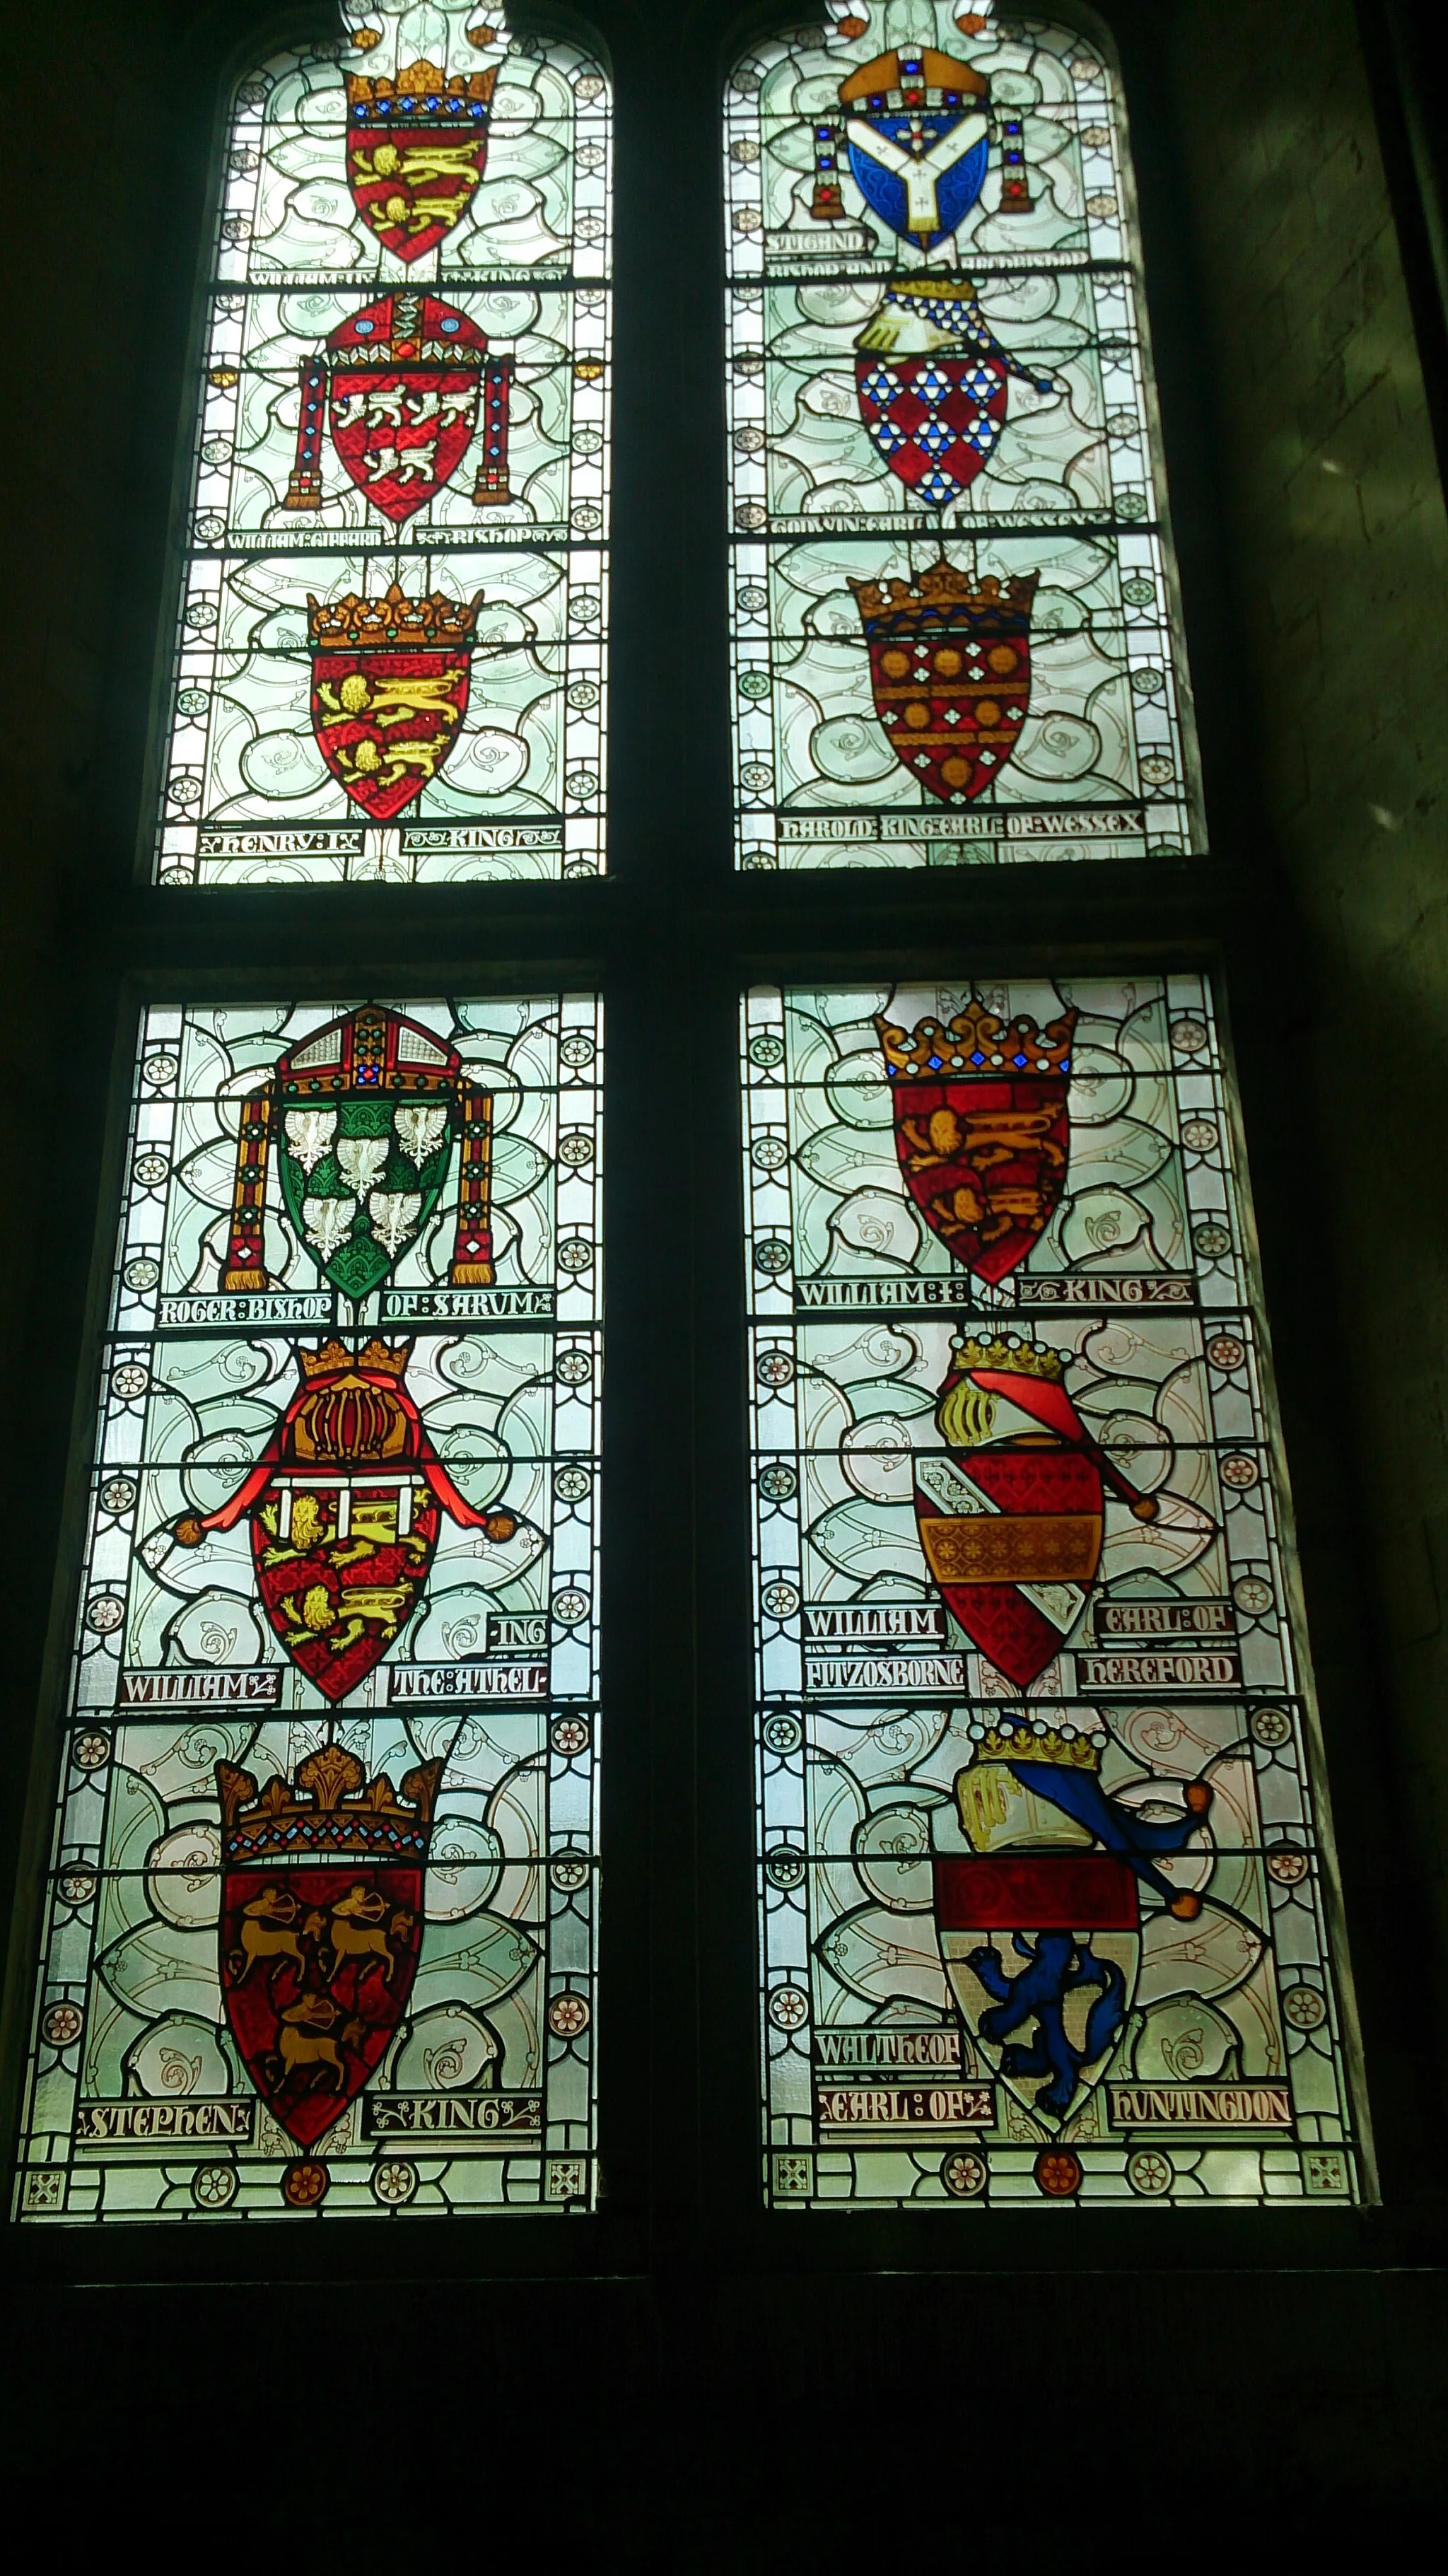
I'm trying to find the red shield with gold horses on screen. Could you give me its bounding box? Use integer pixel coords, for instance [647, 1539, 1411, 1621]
[218, 1747, 438, 2147]
[851, 561, 1037, 804]
[875, 999, 1076, 1283]
[307, 581, 479, 822]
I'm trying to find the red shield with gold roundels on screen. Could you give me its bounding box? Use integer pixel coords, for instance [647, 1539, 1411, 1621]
[851, 561, 1038, 804]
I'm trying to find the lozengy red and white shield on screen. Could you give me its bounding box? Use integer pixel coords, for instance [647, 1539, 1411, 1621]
[327, 293, 486, 525]
[853, 279, 1051, 508]
[851, 561, 1039, 805]
[218, 1748, 439, 2147]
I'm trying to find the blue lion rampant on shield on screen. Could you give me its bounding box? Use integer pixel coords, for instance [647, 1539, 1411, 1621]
[932, 1713, 1214, 2128]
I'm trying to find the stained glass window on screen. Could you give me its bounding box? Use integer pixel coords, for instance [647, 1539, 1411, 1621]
[16, 994, 601, 2220]
[742, 974, 1363, 2208]
[725, 3, 1196, 870]
[159, 1, 609, 887]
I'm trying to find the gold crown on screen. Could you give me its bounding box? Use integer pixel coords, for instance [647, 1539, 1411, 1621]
[308, 581, 481, 652]
[875, 998, 1077, 1080]
[218, 1746, 443, 1865]
[948, 1334, 1065, 1385]
[849, 561, 1039, 629]
[966, 1717, 1105, 1771]
[346, 58, 498, 104]
[298, 1337, 409, 1385]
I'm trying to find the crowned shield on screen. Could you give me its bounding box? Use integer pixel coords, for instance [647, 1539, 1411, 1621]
[175, 1339, 513, 1698]
[218, 1749, 440, 2146]
[346, 59, 495, 263]
[933, 1719, 1213, 2130]
[855, 279, 1053, 506]
[308, 581, 479, 821]
[839, 49, 990, 251]
[875, 999, 1076, 1282]
[851, 563, 1037, 804]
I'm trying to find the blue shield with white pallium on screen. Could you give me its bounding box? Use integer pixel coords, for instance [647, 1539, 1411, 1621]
[840, 47, 991, 251]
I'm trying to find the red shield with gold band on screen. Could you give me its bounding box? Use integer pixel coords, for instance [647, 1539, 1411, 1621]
[174, 1339, 509, 1701]
[916, 1433, 1104, 1689]
[307, 581, 478, 821]
[851, 561, 1038, 804]
[875, 1000, 1077, 1282]
[218, 1748, 439, 2147]
[346, 61, 495, 264]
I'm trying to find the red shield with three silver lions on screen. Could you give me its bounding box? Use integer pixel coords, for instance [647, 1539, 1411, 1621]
[851, 561, 1038, 805]
[218, 1748, 439, 2147]
[327, 293, 486, 525]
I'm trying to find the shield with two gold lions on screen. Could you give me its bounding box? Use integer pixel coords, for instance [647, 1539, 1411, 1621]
[218, 1747, 439, 2146]
[346, 58, 496, 264]
[308, 580, 480, 822]
[875, 998, 1077, 1283]
[175, 1339, 516, 1699]
[850, 560, 1038, 804]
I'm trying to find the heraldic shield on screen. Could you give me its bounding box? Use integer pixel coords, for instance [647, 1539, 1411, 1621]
[218, 1747, 440, 2146]
[308, 581, 480, 821]
[855, 279, 1053, 507]
[175, 1339, 510, 1699]
[217, 1001, 496, 1302]
[933, 1715, 1213, 2129]
[346, 57, 496, 263]
[286, 291, 513, 523]
[876, 999, 1076, 1284]
[851, 563, 1038, 804]
[914, 1336, 1160, 1690]
[838, 49, 991, 251]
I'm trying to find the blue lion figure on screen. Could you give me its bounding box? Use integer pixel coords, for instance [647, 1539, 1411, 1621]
[967, 1932, 1128, 2121]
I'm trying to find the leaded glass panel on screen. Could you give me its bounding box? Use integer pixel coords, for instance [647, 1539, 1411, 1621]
[158, 2, 609, 887]
[16, 993, 601, 2220]
[725, 4, 1197, 870]
[742, 975, 1362, 2208]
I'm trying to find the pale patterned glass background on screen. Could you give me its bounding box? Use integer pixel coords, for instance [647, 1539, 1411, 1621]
[725, 4, 1198, 870]
[158, 2, 609, 885]
[742, 974, 1364, 2209]
[16, 993, 602, 2221]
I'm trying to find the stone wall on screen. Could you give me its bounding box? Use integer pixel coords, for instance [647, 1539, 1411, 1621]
[1167, 0, 1448, 2114]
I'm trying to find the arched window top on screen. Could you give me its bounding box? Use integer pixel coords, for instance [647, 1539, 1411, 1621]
[725, 3, 1198, 873]
[158, 1, 611, 887]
